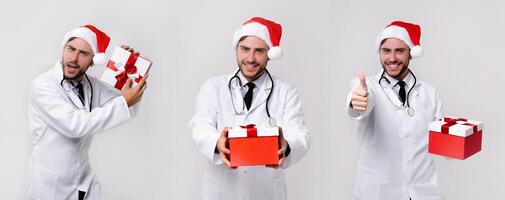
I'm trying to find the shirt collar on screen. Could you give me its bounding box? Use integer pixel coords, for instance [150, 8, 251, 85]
[237, 70, 268, 90]
[381, 70, 414, 89]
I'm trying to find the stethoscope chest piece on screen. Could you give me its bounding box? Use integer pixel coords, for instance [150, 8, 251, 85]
[268, 118, 277, 127]
[406, 107, 415, 117]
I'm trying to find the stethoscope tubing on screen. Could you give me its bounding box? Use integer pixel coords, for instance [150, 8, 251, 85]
[60, 73, 93, 112]
[378, 69, 417, 110]
[228, 69, 274, 118]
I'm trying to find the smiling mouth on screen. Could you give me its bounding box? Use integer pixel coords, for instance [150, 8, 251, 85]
[387, 63, 401, 69]
[243, 63, 258, 69]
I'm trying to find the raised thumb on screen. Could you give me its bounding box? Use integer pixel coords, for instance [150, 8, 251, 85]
[358, 72, 367, 90]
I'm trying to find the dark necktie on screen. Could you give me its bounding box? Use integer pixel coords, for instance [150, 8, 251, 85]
[244, 82, 256, 110]
[76, 83, 85, 105]
[397, 80, 406, 105]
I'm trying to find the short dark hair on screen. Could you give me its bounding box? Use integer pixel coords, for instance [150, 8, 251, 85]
[239, 36, 248, 43]
[66, 37, 77, 44]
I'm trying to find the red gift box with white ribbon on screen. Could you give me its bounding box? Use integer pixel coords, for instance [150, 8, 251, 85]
[228, 124, 279, 167]
[428, 116, 483, 160]
[101, 46, 152, 90]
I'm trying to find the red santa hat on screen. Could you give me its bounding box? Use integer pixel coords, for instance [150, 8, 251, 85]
[232, 17, 283, 59]
[61, 24, 110, 65]
[376, 21, 423, 58]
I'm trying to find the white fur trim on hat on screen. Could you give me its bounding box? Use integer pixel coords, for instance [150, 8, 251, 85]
[92, 53, 107, 65]
[267, 46, 282, 60]
[410, 45, 423, 57]
[376, 26, 422, 57]
[233, 22, 273, 48]
[233, 22, 282, 59]
[62, 27, 99, 55]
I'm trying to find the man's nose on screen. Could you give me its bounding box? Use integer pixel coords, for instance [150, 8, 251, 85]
[246, 51, 256, 63]
[388, 53, 398, 62]
[70, 51, 79, 62]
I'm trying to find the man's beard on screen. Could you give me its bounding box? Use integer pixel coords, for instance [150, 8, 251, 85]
[237, 60, 267, 81]
[62, 60, 86, 81]
[382, 61, 410, 80]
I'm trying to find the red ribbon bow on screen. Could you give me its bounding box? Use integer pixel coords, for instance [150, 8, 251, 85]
[240, 124, 257, 137]
[441, 117, 478, 134]
[106, 53, 143, 90]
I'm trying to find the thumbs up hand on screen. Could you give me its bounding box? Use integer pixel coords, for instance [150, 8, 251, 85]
[351, 72, 369, 112]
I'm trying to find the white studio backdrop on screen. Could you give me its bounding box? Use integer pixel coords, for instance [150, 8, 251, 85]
[1, 0, 504, 199]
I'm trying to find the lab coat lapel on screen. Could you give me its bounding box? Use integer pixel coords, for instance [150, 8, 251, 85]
[405, 72, 421, 104]
[376, 72, 403, 108]
[407, 81, 421, 105]
[231, 82, 244, 114]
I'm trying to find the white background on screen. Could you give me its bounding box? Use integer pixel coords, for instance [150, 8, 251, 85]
[1, 0, 504, 199]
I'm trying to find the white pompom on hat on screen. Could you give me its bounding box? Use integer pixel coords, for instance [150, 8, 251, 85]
[232, 17, 283, 60]
[376, 21, 423, 58]
[61, 24, 111, 64]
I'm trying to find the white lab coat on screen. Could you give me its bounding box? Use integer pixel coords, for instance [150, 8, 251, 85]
[22, 61, 137, 200]
[346, 71, 444, 200]
[189, 71, 310, 200]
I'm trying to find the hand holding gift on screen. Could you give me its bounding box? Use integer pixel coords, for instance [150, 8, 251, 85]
[266, 127, 290, 169]
[216, 127, 233, 169]
[121, 74, 148, 107]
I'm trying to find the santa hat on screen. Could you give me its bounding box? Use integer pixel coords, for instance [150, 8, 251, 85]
[376, 21, 423, 58]
[232, 17, 283, 59]
[61, 24, 110, 65]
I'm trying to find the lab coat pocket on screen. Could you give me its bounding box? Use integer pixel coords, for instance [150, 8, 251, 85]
[28, 166, 58, 200]
[354, 167, 380, 200]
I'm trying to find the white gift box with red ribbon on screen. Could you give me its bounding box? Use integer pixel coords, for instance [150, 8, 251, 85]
[101, 46, 151, 90]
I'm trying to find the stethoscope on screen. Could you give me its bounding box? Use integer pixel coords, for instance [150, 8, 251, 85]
[60, 74, 93, 112]
[378, 69, 417, 117]
[228, 68, 276, 126]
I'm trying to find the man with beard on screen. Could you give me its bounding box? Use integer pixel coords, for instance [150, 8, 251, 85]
[23, 25, 147, 200]
[189, 17, 310, 200]
[346, 21, 444, 200]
